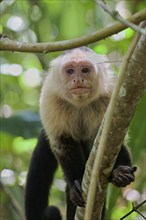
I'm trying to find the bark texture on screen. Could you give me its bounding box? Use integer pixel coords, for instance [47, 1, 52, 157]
[75, 27, 146, 220]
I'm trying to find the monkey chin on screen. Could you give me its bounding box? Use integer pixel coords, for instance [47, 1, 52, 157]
[70, 87, 90, 100]
[67, 88, 98, 107]
[71, 93, 89, 101]
[70, 92, 93, 108]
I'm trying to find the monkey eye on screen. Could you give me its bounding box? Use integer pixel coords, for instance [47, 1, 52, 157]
[81, 67, 90, 73]
[66, 68, 74, 74]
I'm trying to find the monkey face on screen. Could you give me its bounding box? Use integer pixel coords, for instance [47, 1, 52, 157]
[61, 59, 98, 101]
[42, 47, 115, 108]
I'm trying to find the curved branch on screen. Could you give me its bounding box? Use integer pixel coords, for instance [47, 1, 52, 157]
[0, 9, 146, 53]
[75, 24, 146, 220]
[0, 182, 25, 220]
[96, 0, 146, 35]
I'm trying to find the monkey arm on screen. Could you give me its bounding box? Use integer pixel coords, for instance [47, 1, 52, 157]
[109, 144, 137, 187]
[114, 144, 132, 167]
[52, 135, 86, 207]
[25, 130, 59, 220]
[53, 136, 86, 184]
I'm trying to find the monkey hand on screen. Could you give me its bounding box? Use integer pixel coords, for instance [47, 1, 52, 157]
[110, 165, 137, 187]
[69, 179, 85, 207]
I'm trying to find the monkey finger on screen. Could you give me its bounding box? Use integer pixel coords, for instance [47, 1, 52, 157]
[118, 170, 135, 177]
[113, 179, 129, 187]
[132, 166, 137, 172]
[118, 173, 132, 182]
[72, 191, 85, 207]
[121, 166, 133, 173]
[124, 173, 135, 181]
[112, 176, 124, 186]
[112, 174, 133, 187]
[74, 180, 82, 193]
[112, 180, 122, 187]
[70, 184, 85, 207]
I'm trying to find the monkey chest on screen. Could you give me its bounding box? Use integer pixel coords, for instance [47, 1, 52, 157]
[66, 111, 101, 141]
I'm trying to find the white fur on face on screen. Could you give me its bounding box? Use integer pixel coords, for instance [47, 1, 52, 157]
[40, 47, 115, 144]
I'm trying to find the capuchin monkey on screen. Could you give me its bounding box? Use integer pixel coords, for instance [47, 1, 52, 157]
[25, 47, 136, 220]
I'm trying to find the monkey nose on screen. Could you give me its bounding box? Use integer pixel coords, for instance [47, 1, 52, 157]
[73, 78, 84, 83]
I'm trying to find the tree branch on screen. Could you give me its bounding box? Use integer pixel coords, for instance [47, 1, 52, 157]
[83, 21, 145, 220]
[75, 23, 146, 220]
[0, 9, 146, 53]
[120, 200, 146, 220]
[0, 182, 25, 220]
[96, 0, 146, 35]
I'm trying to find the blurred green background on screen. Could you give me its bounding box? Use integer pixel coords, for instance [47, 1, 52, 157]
[0, 1, 145, 220]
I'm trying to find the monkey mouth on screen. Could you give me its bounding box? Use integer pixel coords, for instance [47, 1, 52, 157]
[70, 87, 90, 94]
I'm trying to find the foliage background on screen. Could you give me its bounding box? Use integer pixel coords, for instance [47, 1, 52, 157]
[0, 1, 145, 220]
